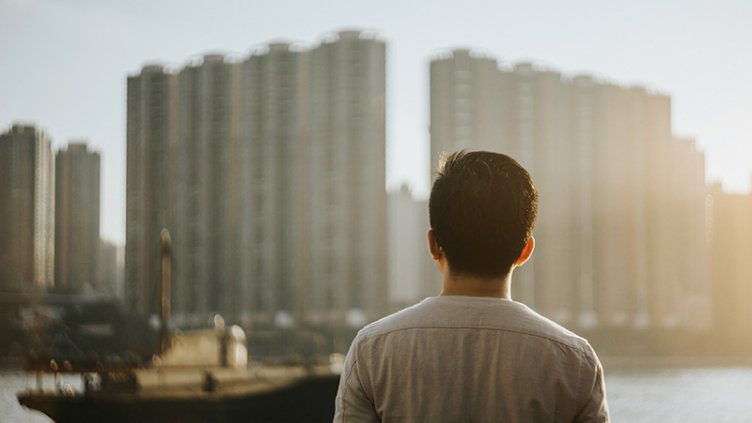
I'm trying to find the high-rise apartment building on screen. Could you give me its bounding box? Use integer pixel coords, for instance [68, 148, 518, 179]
[125, 30, 387, 326]
[54, 142, 101, 292]
[429, 50, 710, 331]
[709, 183, 752, 341]
[173, 54, 240, 324]
[430, 50, 501, 156]
[306, 31, 387, 324]
[98, 240, 124, 297]
[669, 138, 710, 330]
[0, 123, 55, 291]
[125, 65, 177, 316]
[387, 186, 437, 311]
[238, 43, 310, 325]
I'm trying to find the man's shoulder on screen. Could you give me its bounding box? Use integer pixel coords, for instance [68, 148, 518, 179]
[355, 296, 596, 359]
[356, 298, 432, 338]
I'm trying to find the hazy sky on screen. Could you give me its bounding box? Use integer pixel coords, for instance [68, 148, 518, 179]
[2, 0, 751, 244]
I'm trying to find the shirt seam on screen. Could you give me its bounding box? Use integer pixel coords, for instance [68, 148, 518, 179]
[362, 325, 596, 362]
[573, 362, 603, 419]
[341, 356, 358, 423]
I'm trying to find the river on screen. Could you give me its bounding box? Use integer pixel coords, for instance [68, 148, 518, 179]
[1, 371, 81, 422]
[3, 366, 752, 422]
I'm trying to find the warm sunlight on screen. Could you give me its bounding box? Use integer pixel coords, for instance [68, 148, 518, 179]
[2, 1, 752, 422]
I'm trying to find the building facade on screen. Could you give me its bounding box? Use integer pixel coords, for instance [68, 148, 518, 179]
[387, 186, 437, 311]
[172, 54, 240, 324]
[54, 142, 101, 292]
[305, 31, 387, 325]
[98, 239, 124, 297]
[239, 43, 310, 325]
[709, 184, 752, 342]
[125, 65, 177, 316]
[0, 123, 55, 291]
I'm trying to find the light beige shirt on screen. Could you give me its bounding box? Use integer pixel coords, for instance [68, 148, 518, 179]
[334, 296, 609, 422]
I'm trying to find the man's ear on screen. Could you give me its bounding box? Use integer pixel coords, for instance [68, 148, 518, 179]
[514, 236, 535, 267]
[427, 229, 442, 261]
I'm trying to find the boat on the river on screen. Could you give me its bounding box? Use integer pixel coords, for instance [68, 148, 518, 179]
[16, 330, 342, 422]
[17, 229, 342, 422]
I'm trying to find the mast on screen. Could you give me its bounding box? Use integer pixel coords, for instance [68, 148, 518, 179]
[159, 228, 172, 354]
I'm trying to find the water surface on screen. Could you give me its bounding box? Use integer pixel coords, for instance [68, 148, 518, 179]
[3, 367, 752, 422]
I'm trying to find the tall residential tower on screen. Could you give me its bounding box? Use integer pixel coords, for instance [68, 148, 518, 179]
[0, 123, 55, 291]
[54, 141, 101, 291]
[306, 31, 388, 325]
[125, 65, 177, 316]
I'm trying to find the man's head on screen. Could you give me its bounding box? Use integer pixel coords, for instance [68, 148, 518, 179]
[428, 150, 538, 279]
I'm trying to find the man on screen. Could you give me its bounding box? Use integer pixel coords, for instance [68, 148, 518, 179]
[334, 151, 609, 422]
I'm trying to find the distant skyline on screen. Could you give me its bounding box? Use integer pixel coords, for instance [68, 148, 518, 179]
[2, 0, 751, 244]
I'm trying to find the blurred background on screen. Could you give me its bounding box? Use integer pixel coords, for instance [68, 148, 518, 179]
[2, 0, 752, 421]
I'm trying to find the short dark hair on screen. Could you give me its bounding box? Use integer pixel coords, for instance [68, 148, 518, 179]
[429, 150, 538, 278]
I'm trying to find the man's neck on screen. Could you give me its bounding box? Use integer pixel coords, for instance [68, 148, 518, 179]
[440, 271, 512, 300]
